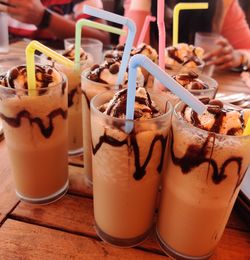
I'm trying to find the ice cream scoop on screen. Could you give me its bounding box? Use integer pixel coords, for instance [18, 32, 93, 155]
[165, 43, 204, 68]
[100, 87, 161, 120]
[182, 98, 250, 135]
[173, 72, 209, 90]
[87, 59, 144, 87]
[0, 65, 63, 92]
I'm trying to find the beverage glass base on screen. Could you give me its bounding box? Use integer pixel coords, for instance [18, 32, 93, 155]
[16, 180, 69, 205]
[95, 222, 151, 248]
[68, 148, 83, 157]
[156, 229, 213, 260]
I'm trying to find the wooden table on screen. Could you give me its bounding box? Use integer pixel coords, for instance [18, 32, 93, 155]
[0, 43, 250, 259]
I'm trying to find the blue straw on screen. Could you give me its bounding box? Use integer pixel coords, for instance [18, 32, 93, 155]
[125, 54, 206, 132]
[83, 5, 136, 86]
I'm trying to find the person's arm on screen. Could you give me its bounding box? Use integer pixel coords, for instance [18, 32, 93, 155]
[221, 0, 250, 49]
[0, 0, 110, 44]
[120, 0, 151, 45]
[204, 0, 250, 70]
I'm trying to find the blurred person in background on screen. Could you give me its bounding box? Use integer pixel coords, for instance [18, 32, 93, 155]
[122, 0, 250, 71]
[0, 0, 110, 45]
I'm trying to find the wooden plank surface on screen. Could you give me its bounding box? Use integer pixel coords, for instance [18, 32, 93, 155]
[0, 219, 166, 259]
[214, 71, 250, 94]
[0, 140, 19, 224]
[10, 192, 250, 258]
[10, 194, 163, 254]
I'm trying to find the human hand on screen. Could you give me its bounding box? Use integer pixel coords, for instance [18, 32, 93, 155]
[0, 0, 45, 26]
[203, 37, 242, 70]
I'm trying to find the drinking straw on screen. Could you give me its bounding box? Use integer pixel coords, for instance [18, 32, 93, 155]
[26, 40, 74, 91]
[74, 19, 125, 70]
[243, 119, 250, 136]
[137, 15, 156, 47]
[157, 0, 166, 70]
[125, 54, 206, 133]
[173, 3, 209, 46]
[83, 5, 136, 86]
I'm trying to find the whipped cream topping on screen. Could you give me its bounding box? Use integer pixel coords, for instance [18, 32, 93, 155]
[87, 58, 127, 85]
[173, 72, 209, 90]
[87, 58, 144, 86]
[100, 87, 162, 120]
[62, 44, 91, 62]
[182, 98, 250, 135]
[0, 65, 62, 91]
[131, 43, 158, 63]
[165, 43, 204, 68]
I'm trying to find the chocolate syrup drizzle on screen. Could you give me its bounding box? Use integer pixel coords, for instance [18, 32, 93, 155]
[189, 107, 245, 135]
[1, 65, 66, 95]
[68, 87, 78, 108]
[105, 88, 160, 119]
[167, 46, 202, 66]
[87, 59, 120, 84]
[93, 130, 168, 180]
[170, 128, 246, 198]
[0, 108, 67, 138]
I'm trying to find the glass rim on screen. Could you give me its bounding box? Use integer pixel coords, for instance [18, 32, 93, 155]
[0, 64, 67, 94]
[64, 37, 103, 47]
[91, 89, 173, 124]
[174, 101, 250, 140]
[81, 69, 119, 88]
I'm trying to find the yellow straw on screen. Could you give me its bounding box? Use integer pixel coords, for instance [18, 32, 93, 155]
[25, 40, 74, 91]
[173, 3, 209, 46]
[243, 118, 250, 136]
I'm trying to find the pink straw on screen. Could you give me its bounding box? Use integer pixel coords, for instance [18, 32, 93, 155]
[157, 0, 166, 70]
[137, 15, 156, 47]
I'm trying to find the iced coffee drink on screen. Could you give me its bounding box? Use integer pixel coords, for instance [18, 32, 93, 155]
[0, 65, 69, 204]
[156, 98, 250, 259]
[81, 58, 144, 186]
[165, 43, 204, 75]
[56, 45, 93, 155]
[173, 71, 218, 98]
[105, 43, 158, 87]
[91, 87, 172, 247]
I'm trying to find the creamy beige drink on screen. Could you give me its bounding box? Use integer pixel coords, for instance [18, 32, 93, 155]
[0, 65, 69, 203]
[157, 98, 250, 259]
[105, 43, 158, 88]
[57, 45, 93, 155]
[90, 87, 172, 247]
[81, 58, 144, 187]
[158, 72, 218, 111]
[165, 43, 204, 75]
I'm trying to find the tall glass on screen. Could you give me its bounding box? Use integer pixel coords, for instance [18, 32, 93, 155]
[81, 70, 118, 187]
[91, 90, 172, 247]
[0, 67, 69, 204]
[64, 38, 103, 64]
[156, 102, 250, 259]
[194, 32, 222, 77]
[56, 61, 93, 155]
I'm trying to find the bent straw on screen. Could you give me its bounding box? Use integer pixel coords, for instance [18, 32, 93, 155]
[137, 15, 156, 47]
[157, 0, 166, 70]
[243, 118, 250, 136]
[173, 3, 209, 46]
[26, 40, 74, 91]
[125, 54, 206, 133]
[83, 5, 136, 86]
[75, 19, 125, 70]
